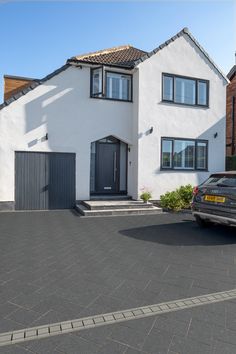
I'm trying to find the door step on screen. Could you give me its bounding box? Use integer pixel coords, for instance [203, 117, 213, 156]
[75, 200, 162, 217]
[90, 195, 132, 201]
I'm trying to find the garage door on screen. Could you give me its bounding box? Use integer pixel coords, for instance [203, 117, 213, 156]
[15, 152, 76, 210]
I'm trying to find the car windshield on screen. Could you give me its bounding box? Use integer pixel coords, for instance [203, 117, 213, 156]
[204, 175, 236, 187]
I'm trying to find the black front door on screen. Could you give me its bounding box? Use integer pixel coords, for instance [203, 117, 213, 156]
[96, 142, 119, 193]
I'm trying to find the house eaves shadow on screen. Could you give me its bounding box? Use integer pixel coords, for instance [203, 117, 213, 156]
[25, 81, 74, 135]
[119, 221, 236, 246]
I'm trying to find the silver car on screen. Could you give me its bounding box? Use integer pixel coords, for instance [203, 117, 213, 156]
[191, 172, 236, 227]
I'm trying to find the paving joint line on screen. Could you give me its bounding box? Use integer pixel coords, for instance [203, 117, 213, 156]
[1, 288, 236, 347]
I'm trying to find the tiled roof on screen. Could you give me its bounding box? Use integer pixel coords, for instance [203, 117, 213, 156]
[0, 28, 229, 110]
[68, 45, 147, 68]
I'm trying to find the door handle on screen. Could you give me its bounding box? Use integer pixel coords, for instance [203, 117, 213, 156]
[113, 152, 117, 183]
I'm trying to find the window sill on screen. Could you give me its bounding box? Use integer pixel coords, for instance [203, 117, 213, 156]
[160, 168, 209, 172]
[90, 95, 133, 103]
[161, 100, 209, 109]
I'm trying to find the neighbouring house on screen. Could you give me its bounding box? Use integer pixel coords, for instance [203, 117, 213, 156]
[0, 28, 228, 210]
[226, 64, 236, 156]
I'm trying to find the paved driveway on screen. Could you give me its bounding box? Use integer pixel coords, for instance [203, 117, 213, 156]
[0, 211, 236, 353]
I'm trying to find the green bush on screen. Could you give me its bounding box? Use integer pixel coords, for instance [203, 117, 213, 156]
[140, 191, 152, 202]
[160, 185, 194, 211]
[178, 184, 194, 208]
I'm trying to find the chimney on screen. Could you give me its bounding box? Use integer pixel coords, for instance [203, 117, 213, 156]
[3, 75, 36, 101]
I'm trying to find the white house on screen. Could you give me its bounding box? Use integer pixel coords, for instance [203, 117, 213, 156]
[0, 28, 228, 210]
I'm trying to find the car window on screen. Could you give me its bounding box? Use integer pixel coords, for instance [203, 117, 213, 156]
[204, 175, 236, 187]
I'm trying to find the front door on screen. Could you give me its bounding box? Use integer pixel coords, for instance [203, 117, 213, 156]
[96, 141, 119, 193]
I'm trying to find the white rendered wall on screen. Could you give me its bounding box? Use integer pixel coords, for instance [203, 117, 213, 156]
[0, 66, 134, 202]
[137, 34, 227, 199]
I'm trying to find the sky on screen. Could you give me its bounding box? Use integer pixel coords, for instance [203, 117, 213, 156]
[0, 0, 235, 101]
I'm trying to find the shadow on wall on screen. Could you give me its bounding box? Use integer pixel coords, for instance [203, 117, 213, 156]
[25, 76, 75, 150]
[119, 220, 236, 246]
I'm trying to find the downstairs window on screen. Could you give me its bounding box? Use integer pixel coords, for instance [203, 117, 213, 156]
[161, 138, 208, 170]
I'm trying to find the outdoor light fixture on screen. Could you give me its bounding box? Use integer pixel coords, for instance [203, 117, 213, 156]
[214, 132, 218, 139]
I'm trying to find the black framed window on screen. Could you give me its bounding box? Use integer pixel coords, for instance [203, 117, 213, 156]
[91, 68, 132, 102]
[91, 67, 103, 97]
[161, 138, 208, 170]
[162, 73, 209, 107]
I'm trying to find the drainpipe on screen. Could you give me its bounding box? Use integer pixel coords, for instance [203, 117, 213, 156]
[232, 96, 235, 155]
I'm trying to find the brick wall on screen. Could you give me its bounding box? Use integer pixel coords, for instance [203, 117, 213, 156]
[226, 74, 236, 156]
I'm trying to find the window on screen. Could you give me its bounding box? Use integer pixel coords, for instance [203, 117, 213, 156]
[173, 140, 195, 169]
[203, 174, 236, 187]
[175, 77, 196, 105]
[106, 72, 131, 101]
[91, 68, 132, 101]
[197, 81, 207, 106]
[163, 76, 173, 101]
[162, 74, 209, 107]
[196, 141, 207, 169]
[162, 139, 172, 168]
[161, 138, 208, 170]
[91, 68, 103, 97]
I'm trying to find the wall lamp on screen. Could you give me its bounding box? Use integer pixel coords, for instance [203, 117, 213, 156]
[214, 132, 218, 139]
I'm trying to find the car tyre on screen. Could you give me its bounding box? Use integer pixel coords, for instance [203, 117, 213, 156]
[195, 216, 212, 228]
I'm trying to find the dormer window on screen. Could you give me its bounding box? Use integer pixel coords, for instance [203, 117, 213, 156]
[91, 68, 132, 102]
[91, 67, 103, 97]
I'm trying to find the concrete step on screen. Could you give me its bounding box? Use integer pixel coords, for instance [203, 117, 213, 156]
[82, 200, 154, 210]
[90, 195, 132, 201]
[75, 203, 162, 217]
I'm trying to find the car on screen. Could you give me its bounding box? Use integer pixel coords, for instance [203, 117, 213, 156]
[191, 171, 236, 227]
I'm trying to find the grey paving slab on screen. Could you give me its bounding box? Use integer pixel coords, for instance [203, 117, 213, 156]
[0, 211, 236, 353]
[170, 335, 212, 354]
[109, 323, 147, 350]
[96, 339, 128, 354]
[141, 328, 173, 354]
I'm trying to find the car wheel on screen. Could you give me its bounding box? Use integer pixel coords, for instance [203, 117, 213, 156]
[195, 216, 212, 228]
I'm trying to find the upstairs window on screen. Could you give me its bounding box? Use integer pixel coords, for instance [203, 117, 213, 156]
[106, 72, 131, 101]
[91, 68, 132, 102]
[162, 74, 209, 107]
[91, 67, 103, 97]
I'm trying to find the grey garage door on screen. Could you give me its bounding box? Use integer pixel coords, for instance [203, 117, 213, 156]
[15, 152, 76, 210]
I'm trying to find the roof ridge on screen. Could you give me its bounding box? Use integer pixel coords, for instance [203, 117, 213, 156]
[74, 45, 133, 60]
[134, 27, 228, 83]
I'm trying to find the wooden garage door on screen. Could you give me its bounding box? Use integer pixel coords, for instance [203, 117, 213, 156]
[15, 152, 76, 210]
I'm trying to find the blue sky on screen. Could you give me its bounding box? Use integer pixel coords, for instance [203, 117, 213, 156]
[0, 1, 235, 101]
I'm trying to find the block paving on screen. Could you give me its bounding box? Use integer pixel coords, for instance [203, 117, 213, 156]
[0, 210, 236, 353]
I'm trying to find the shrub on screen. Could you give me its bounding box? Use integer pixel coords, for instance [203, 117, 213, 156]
[160, 190, 184, 211]
[140, 191, 152, 203]
[178, 184, 194, 208]
[160, 185, 194, 211]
